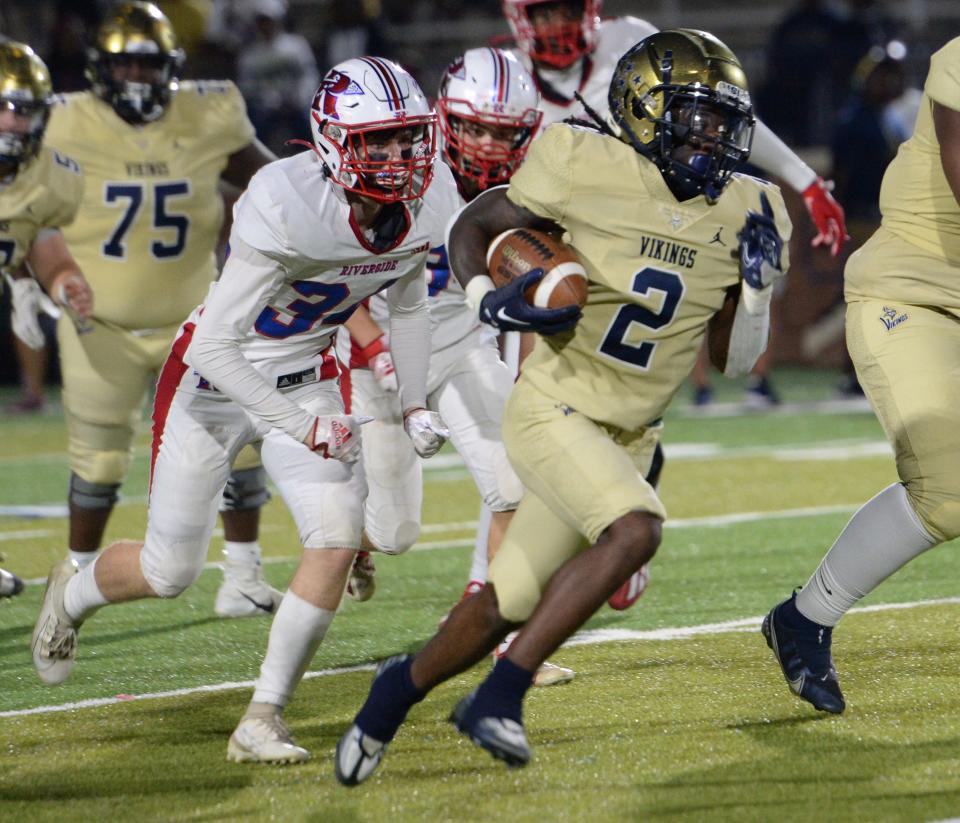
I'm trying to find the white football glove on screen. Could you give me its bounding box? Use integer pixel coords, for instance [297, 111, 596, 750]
[370, 350, 398, 393]
[403, 408, 449, 458]
[4, 273, 53, 350]
[303, 414, 373, 463]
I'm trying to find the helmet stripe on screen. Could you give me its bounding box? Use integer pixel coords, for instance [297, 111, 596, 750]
[488, 47, 507, 103]
[361, 56, 402, 111]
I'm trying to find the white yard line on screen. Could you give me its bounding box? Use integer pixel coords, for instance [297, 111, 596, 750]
[4, 595, 957, 719]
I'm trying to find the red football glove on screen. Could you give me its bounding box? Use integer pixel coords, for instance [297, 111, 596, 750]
[802, 177, 850, 257]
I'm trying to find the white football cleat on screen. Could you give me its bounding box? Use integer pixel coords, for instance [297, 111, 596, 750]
[32, 558, 81, 685]
[227, 712, 310, 764]
[533, 660, 575, 687]
[0, 566, 24, 598]
[345, 551, 376, 602]
[335, 723, 387, 786]
[493, 632, 576, 688]
[215, 559, 283, 618]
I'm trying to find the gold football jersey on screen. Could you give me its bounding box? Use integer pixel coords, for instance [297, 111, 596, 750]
[877, 36, 960, 261]
[846, 36, 960, 305]
[0, 146, 83, 274]
[507, 123, 792, 431]
[45, 80, 255, 329]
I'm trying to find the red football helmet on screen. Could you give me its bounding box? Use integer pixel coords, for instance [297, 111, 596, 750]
[503, 0, 602, 69]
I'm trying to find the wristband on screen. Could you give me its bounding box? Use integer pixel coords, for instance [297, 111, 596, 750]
[465, 274, 496, 311]
[357, 334, 387, 361]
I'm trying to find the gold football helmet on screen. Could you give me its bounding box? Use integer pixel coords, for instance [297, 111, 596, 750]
[87, 1, 184, 124]
[608, 29, 754, 201]
[0, 39, 53, 173]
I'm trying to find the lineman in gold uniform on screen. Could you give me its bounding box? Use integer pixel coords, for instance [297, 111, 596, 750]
[44, 2, 278, 616]
[763, 36, 960, 715]
[0, 40, 93, 597]
[334, 30, 791, 782]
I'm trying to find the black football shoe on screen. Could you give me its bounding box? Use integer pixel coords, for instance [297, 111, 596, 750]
[762, 593, 846, 714]
[448, 690, 531, 768]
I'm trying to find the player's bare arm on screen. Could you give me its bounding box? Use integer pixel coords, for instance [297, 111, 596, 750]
[933, 101, 960, 205]
[344, 303, 385, 348]
[221, 137, 276, 190]
[25, 230, 93, 318]
[706, 285, 740, 373]
[448, 187, 559, 291]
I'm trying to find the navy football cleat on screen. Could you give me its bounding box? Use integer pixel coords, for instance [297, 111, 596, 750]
[448, 690, 531, 768]
[762, 594, 846, 714]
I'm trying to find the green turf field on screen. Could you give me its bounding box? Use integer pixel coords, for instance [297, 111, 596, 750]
[2, 371, 959, 822]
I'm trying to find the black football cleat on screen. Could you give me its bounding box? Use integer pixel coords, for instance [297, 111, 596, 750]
[762, 594, 846, 714]
[448, 690, 531, 768]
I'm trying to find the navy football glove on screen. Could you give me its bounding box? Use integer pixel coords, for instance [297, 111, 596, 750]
[737, 191, 784, 291]
[478, 268, 581, 335]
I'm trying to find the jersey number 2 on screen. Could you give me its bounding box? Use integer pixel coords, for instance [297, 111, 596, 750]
[103, 181, 190, 260]
[598, 266, 685, 370]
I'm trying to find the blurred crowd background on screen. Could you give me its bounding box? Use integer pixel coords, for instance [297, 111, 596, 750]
[1, 0, 958, 402]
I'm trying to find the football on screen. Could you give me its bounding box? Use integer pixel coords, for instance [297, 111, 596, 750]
[485, 228, 589, 310]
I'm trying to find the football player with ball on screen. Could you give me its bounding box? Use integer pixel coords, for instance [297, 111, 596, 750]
[336, 30, 792, 781]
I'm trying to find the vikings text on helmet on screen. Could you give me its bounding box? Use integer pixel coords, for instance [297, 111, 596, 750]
[437, 47, 542, 191]
[87, 1, 184, 124]
[309, 56, 437, 203]
[0, 40, 53, 173]
[608, 29, 755, 201]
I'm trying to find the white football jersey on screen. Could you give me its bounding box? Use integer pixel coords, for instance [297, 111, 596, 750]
[512, 16, 657, 127]
[184, 150, 461, 383]
[367, 188, 480, 354]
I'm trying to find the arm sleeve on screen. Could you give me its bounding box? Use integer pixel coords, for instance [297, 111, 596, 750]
[724, 288, 771, 377]
[185, 237, 315, 441]
[386, 261, 431, 413]
[750, 118, 818, 193]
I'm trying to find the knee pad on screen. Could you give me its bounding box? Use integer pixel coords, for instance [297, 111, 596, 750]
[140, 539, 206, 598]
[220, 467, 271, 512]
[365, 515, 420, 555]
[69, 473, 120, 511]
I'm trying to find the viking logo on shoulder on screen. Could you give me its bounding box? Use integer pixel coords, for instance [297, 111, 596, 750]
[314, 70, 364, 119]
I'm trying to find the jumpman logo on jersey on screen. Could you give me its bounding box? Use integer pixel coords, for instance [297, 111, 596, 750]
[710, 228, 726, 246]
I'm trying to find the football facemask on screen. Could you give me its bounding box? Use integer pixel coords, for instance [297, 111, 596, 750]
[503, 0, 601, 69]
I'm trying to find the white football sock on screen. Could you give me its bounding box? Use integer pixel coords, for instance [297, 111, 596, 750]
[469, 505, 491, 583]
[64, 557, 109, 622]
[796, 483, 937, 627]
[69, 549, 99, 569]
[252, 590, 334, 707]
[223, 540, 262, 567]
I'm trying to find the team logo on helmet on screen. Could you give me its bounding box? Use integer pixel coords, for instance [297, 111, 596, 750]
[315, 70, 364, 119]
